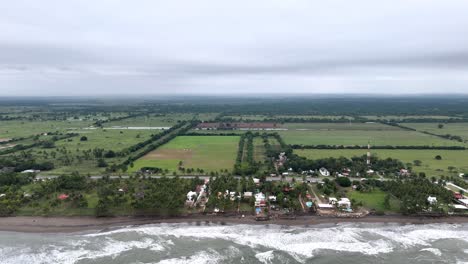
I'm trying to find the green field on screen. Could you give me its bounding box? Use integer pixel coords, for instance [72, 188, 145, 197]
[348, 189, 400, 212]
[0, 120, 91, 139]
[26, 129, 159, 175]
[278, 122, 464, 146]
[54, 129, 156, 152]
[253, 137, 266, 162]
[104, 113, 195, 128]
[404, 123, 468, 141]
[131, 136, 240, 173]
[296, 149, 468, 177]
[361, 115, 461, 120]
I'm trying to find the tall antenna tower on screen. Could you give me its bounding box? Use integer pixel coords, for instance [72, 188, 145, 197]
[366, 141, 371, 166]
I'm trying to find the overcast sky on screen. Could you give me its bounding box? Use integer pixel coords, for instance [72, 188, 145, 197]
[1, 0, 468, 96]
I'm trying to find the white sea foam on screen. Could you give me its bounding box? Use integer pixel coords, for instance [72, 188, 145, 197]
[157, 249, 223, 264]
[3, 223, 468, 263]
[420, 248, 442, 256]
[81, 223, 468, 259]
[255, 250, 275, 264]
[1, 237, 166, 264]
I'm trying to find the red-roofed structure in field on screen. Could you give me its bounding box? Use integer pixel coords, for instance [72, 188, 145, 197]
[58, 194, 69, 200]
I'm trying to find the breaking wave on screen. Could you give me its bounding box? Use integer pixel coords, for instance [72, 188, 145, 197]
[1, 223, 468, 263]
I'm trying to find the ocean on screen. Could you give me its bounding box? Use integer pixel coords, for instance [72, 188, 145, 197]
[1, 223, 467, 263]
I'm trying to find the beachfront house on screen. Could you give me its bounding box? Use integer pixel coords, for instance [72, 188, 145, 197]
[427, 196, 437, 205]
[337, 198, 351, 208]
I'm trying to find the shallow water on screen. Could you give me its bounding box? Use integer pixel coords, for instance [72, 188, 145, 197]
[1, 223, 468, 263]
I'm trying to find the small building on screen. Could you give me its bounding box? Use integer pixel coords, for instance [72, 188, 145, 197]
[453, 204, 468, 211]
[328, 197, 338, 205]
[399, 169, 411, 177]
[458, 199, 468, 206]
[21, 169, 40, 174]
[243, 191, 253, 198]
[427, 196, 437, 205]
[187, 191, 197, 202]
[58, 194, 69, 200]
[454, 193, 464, 200]
[319, 167, 330, 177]
[0, 194, 6, 198]
[268, 195, 277, 202]
[337, 198, 351, 208]
[317, 204, 334, 210]
[253, 178, 260, 184]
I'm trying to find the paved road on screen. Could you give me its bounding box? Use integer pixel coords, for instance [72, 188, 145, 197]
[36, 174, 325, 182]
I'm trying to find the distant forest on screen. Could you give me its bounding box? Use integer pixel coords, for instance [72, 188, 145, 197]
[2, 95, 468, 117]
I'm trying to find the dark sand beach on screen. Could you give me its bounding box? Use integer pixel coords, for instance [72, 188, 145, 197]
[1, 215, 467, 233]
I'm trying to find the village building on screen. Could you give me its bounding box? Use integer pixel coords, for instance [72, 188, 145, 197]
[337, 198, 351, 208]
[319, 167, 330, 176]
[243, 192, 253, 198]
[427, 196, 437, 205]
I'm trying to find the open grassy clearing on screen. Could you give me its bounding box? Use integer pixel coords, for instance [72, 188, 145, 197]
[347, 189, 400, 212]
[295, 149, 468, 177]
[194, 112, 220, 121]
[282, 122, 399, 130]
[54, 129, 157, 152]
[131, 136, 240, 173]
[403, 123, 468, 141]
[253, 137, 266, 162]
[104, 113, 195, 128]
[274, 115, 354, 120]
[361, 115, 462, 120]
[222, 115, 270, 121]
[0, 120, 91, 138]
[188, 129, 246, 134]
[279, 123, 461, 146]
[25, 129, 159, 175]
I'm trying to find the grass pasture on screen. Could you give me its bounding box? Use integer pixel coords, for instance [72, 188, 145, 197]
[0, 120, 91, 139]
[279, 122, 463, 146]
[403, 123, 468, 142]
[361, 115, 461, 121]
[54, 129, 157, 152]
[131, 136, 240, 173]
[295, 149, 468, 177]
[104, 113, 195, 128]
[348, 189, 400, 212]
[27, 129, 158, 175]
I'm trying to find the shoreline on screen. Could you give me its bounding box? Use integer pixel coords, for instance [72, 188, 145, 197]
[1, 215, 468, 233]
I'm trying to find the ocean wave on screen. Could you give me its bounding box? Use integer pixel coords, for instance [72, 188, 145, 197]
[2, 223, 468, 263]
[1, 237, 167, 264]
[83, 223, 468, 259]
[420, 248, 442, 256]
[156, 249, 223, 264]
[255, 250, 275, 264]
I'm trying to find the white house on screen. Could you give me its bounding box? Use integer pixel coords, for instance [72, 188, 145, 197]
[243, 192, 253, 198]
[186, 191, 197, 202]
[427, 196, 437, 205]
[328, 197, 338, 205]
[338, 198, 351, 208]
[458, 199, 468, 206]
[317, 203, 334, 209]
[268, 195, 277, 202]
[319, 167, 330, 176]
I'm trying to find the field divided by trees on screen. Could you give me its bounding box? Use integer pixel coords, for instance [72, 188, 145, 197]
[130, 135, 240, 174]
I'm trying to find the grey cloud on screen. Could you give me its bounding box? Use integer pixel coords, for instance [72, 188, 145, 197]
[1, 0, 468, 95]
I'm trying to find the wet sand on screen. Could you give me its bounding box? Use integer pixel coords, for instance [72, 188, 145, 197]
[1, 215, 467, 233]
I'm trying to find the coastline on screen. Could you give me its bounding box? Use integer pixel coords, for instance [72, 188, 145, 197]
[1, 215, 467, 233]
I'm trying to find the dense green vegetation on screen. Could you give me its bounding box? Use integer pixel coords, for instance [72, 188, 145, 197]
[1, 96, 468, 217]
